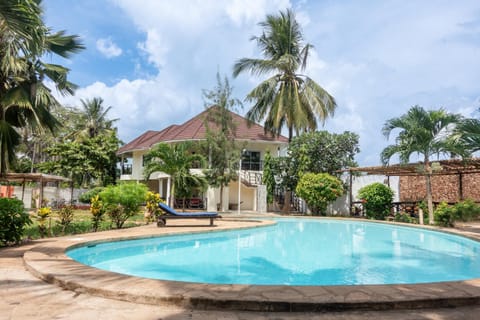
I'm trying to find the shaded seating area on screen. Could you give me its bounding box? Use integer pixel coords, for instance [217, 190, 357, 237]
[342, 158, 480, 218]
[174, 197, 205, 209]
[157, 202, 221, 227]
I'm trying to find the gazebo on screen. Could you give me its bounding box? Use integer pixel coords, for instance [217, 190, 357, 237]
[0, 173, 72, 208]
[342, 158, 480, 215]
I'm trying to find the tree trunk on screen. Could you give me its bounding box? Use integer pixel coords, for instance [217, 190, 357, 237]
[288, 127, 293, 143]
[0, 141, 6, 176]
[424, 159, 434, 225]
[283, 190, 292, 213]
[219, 184, 224, 212]
[170, 178, 175, 208]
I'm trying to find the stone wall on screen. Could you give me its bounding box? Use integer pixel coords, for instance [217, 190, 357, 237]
[399, 173, 480, 202]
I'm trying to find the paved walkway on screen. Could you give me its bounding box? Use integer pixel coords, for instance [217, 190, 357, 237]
[2, 217, 480, 319]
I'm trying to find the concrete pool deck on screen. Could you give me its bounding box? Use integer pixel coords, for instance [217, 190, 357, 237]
[3, 216, 480, 319]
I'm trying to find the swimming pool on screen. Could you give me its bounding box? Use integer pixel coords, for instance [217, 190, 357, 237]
[67, 218, 480, 286]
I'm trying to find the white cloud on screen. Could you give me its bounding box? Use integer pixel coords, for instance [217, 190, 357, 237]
[48, 0, 480, 166]
[54, 75, 199, 143]
[96, 37, 123, 58]
[226, 0, 291, 26]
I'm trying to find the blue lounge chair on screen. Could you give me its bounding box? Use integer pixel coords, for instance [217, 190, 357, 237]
[156, 202, 221, 227]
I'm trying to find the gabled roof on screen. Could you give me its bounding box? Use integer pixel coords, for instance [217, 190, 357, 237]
[117, 106, 288, 155]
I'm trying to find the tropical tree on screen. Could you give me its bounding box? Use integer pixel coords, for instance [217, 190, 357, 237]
[287, 131, 359, 178]
[143, 142, 207, 209]
[381, 105, 464, 225]
[38, 132, 121, 187]
[16, 105, 80, 173]
[265, 131, 359, 211]
[73, 97, 118, 140]
[0, 0, 84, 175]
[296, 172, 344, 215]
[452, 117, 480, 154]
[202, 72, 243, 211]
[233, 9, 336, 142]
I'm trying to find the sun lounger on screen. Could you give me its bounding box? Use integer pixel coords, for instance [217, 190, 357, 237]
[156, 202, 221, 227]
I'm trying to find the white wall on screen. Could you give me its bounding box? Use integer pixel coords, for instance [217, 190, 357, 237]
[327, 174, 400, 216]
[131, 150, 146, 180]
[12, 186, 88, 209]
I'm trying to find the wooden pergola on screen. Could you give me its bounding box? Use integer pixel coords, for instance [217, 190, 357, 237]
[0, 173, 72, 207]
[341, 158, 480, 214]
[344, 158, 480, 176]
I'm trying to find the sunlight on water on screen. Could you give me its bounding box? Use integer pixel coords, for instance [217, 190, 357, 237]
[67, 219, 480, 285]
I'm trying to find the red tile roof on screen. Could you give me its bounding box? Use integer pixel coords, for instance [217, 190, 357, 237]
[117, 106, 288, 155]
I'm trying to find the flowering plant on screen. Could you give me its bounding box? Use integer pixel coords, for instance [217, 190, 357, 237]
[145, 192, 164, 221]
[37, 207, 52, 237]
[90, 195, 104, 231]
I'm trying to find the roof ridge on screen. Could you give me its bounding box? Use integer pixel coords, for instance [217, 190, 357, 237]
[117, 105, 288, 155]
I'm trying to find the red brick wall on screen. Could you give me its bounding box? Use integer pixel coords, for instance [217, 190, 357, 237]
[400, 173, 480, 202]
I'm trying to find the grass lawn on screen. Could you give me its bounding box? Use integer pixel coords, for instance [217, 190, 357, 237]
[24, 208, 148, 240]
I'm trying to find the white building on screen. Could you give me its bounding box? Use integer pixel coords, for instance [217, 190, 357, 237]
[116, 106, 288, 212]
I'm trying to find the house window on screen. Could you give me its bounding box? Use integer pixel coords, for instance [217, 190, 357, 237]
[242, 151, 262, 171]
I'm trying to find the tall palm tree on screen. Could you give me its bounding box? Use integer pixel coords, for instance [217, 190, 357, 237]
[453, 117, 480, 154]
[381, 106, 464, 225]
[74, 97, 118, 140]
[233, 9, 336, 142]
[0, 0, 84, 175]
[143, 142, 207, 209]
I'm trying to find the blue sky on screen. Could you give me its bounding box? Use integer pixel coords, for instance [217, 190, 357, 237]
[43, 0, 480, 166]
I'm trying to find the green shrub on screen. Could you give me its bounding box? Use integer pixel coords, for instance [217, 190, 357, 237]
[0, 198, 31, 245]
[434, 199, 480, 227]
[100, 183, 148, 228]
[79, 187, 105, 204]
[295, 172, 344, 215]
[358, 183, 394, 220]
[454, 199, 480, 222]
[57, 205, 74, 234]
[394, 213, 412, 223]
[434, 202, 456, 227]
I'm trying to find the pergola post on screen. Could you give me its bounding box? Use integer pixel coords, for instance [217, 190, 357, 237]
[70, 181, 74, 205]
[21, 178, 25, 201]
[39, 176, 44, 208]
[458, 173, 463, 201]
[349, 169, 353, 215]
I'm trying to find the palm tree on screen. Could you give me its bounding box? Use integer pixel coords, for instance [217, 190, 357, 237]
[233, 9, 336, 142]
[453, 117, 480, 154]
[74, 97, 118, 140]
[143, 142, 207, 209]
[0, 0, 84, 175]
[381, 106, 464, 225]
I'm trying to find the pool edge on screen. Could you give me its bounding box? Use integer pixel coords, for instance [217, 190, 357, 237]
[23, 218, 480, 312]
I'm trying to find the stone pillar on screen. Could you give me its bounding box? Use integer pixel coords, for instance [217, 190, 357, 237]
[166, 177, 171, 207]
[207, 186, 217, 212]
[159, 179, 163, 199]
[256, 184, 267, 213]
[221, 186, 230, 212]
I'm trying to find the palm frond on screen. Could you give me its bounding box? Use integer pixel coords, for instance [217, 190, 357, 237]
[45, 30, 85, 58]
[233, 58, 277, 78]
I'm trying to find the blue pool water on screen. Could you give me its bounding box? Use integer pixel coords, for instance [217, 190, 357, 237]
[67, 219, 480, 285]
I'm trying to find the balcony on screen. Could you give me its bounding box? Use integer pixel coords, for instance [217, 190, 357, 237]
[121, 164, 132, 175]
[241, 160, 263, 171]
